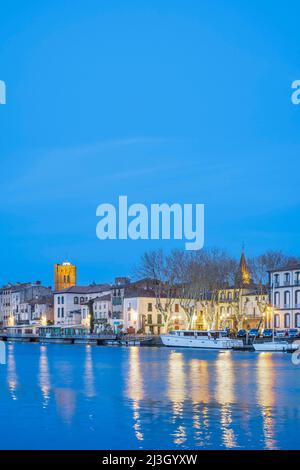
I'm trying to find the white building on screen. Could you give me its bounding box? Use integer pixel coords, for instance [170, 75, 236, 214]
[123, 288, 187, 334]
[54, 284, 110, 325]
[269, 264, 300, 330]
[81, 294, 113, 332]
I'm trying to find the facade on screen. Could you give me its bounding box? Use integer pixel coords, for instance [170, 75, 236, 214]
[110, 278, 156, 332]
[81, 294, 113, 332]
[217, 288, 269, 330]
[123, 288, 187, 334]
[0, 282, 52, 327]
[269, 264, 300, 329]
[54, 284, 110, 326]
[54, 261, 77, 291]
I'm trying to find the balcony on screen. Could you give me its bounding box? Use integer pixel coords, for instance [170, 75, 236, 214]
[284, 304, 290, 309]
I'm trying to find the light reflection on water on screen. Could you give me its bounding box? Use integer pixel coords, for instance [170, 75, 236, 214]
[0, 343, 299, 449]
[257, 353, 277, 450]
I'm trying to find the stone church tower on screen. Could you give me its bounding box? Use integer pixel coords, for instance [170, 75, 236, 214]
[54, 261, 77, 291]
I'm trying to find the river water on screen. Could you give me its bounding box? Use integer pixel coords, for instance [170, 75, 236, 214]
[0, 342, 299, 449]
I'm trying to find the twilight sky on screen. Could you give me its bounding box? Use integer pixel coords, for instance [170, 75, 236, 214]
[0, 0, 300, 286]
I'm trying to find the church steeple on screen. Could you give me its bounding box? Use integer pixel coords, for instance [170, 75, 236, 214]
[239, 247, 251, 285]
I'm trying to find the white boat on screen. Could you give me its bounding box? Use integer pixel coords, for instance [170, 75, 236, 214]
[253, 341, 299, 352]
[160, 330, 243, 350]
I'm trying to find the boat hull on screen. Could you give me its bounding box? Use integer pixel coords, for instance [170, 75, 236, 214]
[160, 334, 243, 350]
[253, 341, 299, 352]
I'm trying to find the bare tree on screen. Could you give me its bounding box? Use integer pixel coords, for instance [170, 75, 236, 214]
[136, 249, 178, 330]
[248, 251, 300, 285]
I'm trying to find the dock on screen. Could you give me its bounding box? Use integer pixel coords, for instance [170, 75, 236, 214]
[0, 332, 158, 346]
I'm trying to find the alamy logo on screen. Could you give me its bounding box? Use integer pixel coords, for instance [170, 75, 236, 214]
[291, 80, 300, 105]
[0, 341, 6, 365]
[0, 80, 6, 104]
[96, 196, 204, 250]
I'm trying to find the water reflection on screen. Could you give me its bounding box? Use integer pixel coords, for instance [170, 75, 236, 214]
[215, 352, 237, 448]
[2, 345, 297, 449]
[127, 347, 144, 442]
[84, 345, 96, 398]
[256, 353, 277, 449]
[168, 351, 187, 445]
[7, 343, 18, 401]
[189, 359, 210, 447]
[55, 388, 76, 425]
[39, 345, 51, 408]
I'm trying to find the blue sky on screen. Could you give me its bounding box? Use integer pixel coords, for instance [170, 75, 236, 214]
[1, 0, 300, 286]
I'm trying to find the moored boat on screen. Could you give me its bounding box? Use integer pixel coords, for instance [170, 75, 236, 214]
[253, 341, 299, 352]
[160, 330, 243, 350]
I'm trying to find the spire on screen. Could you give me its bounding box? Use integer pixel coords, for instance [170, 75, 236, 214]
[239, 247, 251, 285]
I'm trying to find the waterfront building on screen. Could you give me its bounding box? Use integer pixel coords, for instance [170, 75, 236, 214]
[81, 294, 113, 332]
[54, 284, 110, 326]
[269, 263, 300, 329]
[217, 287, 269, 330]
[54, 260, 77, 291]
[214, 250, 269, 331]
[110, 278, 158, 332]
[0, 281, 52, 327]
[123, 287, 187, 334]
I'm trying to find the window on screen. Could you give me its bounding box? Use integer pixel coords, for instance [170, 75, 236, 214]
[295, 313, 300, 328]
[284, 291, 290, 307]
[228, 292, 232, 300]
[274, 314, 280, 328]
[274, 274, 279, 286]
[147, 314, 152, 325]
[74, 297, 79, 304]
[175, 304, 179, 313]
[61, 296, 64, 305]
[295, 291, 300, 307]
[80, 297, 84, 304]
[284, 273, 290, 285]
[148, 303, 152, 312]
[157, 314, 162, 324]
[61, 307, 64, 318]
[58, 307, 60, 318]
[57, 296, 61, 305]
[274, 292, 280, 306]
[284, 313, 290, 328]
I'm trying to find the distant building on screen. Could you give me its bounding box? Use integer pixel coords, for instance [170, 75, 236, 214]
[81, 294, 112, 332]
[54, 261, 76, 291]
[0, 281, 52, 327]
[123, 287, 186, 334]
[216, 250, 269, 330]
[54, 284, 111, 326]
[269, 264, 300, 329]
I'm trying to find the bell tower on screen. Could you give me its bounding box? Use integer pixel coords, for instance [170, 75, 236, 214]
[239, 248, 251, 285]
[54, 261, 77, 291]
